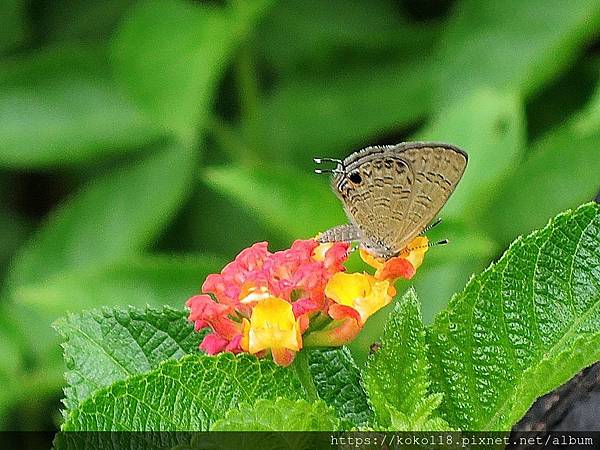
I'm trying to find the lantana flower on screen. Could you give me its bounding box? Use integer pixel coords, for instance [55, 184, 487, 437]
[359, 236, 429, 281]
[186, 236, 429, 367]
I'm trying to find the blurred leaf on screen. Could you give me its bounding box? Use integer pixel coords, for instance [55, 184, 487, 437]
[416, 88, 526, 221]
[485, 76, 600, 243]
[44, 0, 137, 42]
[307, 347, 373, 427]
[525, 58, 600, 141]
[572, 70, 600, 135]
[484, 129, 600, 244]
[16, 254, 224, 318]
[7, 142, 196, 292]
[364, 289, 447, 430]
[435, 0, 600, 104]
[0, 0, 27, 54]
[257, 0, 441, 74]
[0, 208, 29, 277]
[203, 164, 346, 240]
[428, 203, 600, 430]
[258, 59, 435, 166]
[0, 327, 23, 411]
[168, 183, 280, 258]
[55, 306, 198, 414]
[61, 353, 304, 431]
[112, 0, 273, 140]
[0, 44, 162, 168]
[211, 398, 340, 431]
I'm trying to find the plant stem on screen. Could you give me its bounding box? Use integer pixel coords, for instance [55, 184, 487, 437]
[293, 351, 318, 402]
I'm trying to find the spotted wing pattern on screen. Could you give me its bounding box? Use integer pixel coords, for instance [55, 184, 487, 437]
[329, 142, 467, 258]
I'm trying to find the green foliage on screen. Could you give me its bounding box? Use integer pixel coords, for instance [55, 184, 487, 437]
[416, 89, 526, 221]
[485, 124, 600, 245]
[0, 44, 161, 168]
[204, 164, 345, 240]
[364, 289, 448, 430]
[112, 0, 272, 141]
[7, 144, 195, 291]
[211, 398, 340, 431]
[56, 204, 600, 435]
[17, 254, 224, 317]
[0, 0, 27, 54]
[61, 353, 304, 431]
[428, 202, 600, 430]
[1, 0, 600, 433]
[307, 347, 373, 427]
[434, 0, 600, 103]
[55, 306, 199, 414]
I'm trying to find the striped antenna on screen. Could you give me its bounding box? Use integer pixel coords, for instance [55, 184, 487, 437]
[313, 157, 343, 164]
[401, 238, 449, 255]
[420, 217, 442, 235]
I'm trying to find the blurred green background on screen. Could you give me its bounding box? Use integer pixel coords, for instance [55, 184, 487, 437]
[1, 0, 600, 431]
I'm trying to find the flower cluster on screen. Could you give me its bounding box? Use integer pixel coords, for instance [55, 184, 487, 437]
[187, 236, 428, 366]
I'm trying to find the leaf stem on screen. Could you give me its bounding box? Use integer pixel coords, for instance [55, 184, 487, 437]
[293, 351, 318, 402]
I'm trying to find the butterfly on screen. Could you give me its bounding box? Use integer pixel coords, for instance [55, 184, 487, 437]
[315, 141, 468, 259]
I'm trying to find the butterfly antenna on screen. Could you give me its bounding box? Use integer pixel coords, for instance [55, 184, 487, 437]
[420, 217, 442, 235]
[313, 157, 343, 164]
[314, 156, 344, 175]
[402, 239, 449, 254]
[314, 168, 344, 174]
[429, 239, 449, 248]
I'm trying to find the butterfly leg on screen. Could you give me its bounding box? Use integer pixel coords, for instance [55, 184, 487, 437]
[317, 223, 362, 243]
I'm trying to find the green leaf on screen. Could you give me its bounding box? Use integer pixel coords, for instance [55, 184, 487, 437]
[0, 208, 29, 276]
[428, 202, 600, 430]
[203, 164, 346, 240]
[256, 0, 440, 74]
[16, 254, 224, 317]
[258, 60, 435, 166]
[61, 353, 304, 431]
[435, 0, 600, 103]
[484, 129, 600, 244]
[43, 0, 137, 42]
[112, 0, 273, 140]
[307, 347, 373, 427]
[0, 0, 27, 54]
[211, 398, 340, 431]
[415, 88, 526, 220]
[0, 44, 161, 168]
[7, 142, 195, 291]
[364, 289, 448, 430]
[573, 72, 600, 135]
[55, 306, 198, 414]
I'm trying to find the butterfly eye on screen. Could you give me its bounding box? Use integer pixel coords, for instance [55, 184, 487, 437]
[349, 171, 362, 184]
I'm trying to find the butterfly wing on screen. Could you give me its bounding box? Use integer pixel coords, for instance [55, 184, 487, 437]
[331, 142, 467, 257]
[331, 147, 415, 256]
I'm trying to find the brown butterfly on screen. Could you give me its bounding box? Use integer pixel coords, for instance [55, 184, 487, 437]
[315, 142, 468, 259]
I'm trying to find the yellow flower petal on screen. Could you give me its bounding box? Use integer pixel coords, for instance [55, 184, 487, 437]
[312, 242, 333, 262]
[239, 283, 271, 303]
[399, 236, 429, 271]
[245, 297, 302, 354]
[359, 248, 385, 270]
[359, 236, 429, 280]
[325, 272, 392, 324]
